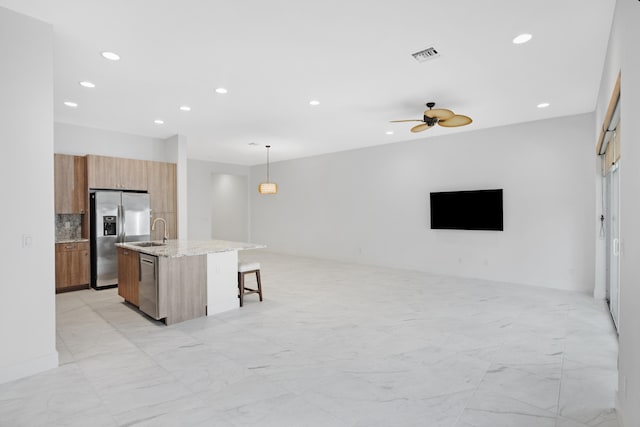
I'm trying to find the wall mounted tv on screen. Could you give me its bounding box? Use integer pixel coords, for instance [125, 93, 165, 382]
[430, 189, 503, 231]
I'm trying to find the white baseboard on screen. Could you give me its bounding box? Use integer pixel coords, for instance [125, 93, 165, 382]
[0, 351, 59, 385]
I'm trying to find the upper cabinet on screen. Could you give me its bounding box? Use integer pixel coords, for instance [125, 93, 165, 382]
[82, 155, 177, 238]
[86, 155, 147, 191]
[147, 161, 177, 213]
[54, 154, 86, 214]
[120, 158, 148, 190]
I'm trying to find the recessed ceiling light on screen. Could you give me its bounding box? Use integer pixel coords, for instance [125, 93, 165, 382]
[309, 100, 320, 106]
[385, 131, 394, 135]
[101, 51, 120, 61]
[513, 33, 532, 44]
[179, 105, 191, 111]
[215, 87, 228, 94]
[537, 102, 550, 108]
[79, 81, 95, 88]
[154, 119, 164, 124]
[63, 101, 78, 108]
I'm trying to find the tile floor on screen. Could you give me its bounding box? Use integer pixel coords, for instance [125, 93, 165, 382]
[0, 251, 619, 426]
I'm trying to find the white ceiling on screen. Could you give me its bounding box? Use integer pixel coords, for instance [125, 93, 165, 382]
[1, 0, 616, 165]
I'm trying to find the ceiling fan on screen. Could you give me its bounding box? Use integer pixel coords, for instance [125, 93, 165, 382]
[390, 102, 472, 132]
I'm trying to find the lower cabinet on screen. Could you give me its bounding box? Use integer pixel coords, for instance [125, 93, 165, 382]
[158, 254, 207, 325]
[55, 242, 90, 292]
[118, 247, 140, 306]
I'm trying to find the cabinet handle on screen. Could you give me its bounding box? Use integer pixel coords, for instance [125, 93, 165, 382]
[65, 245, 74, 249]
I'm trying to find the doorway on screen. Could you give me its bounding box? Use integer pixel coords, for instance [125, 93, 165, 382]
[598, 73, 621, 332]
[605, 160, 620, 330]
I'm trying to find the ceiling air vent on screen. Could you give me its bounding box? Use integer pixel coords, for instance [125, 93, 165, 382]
[412, 47, 440, 63]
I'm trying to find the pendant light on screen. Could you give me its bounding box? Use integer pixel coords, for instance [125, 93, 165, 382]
[258, 145, 278, 194]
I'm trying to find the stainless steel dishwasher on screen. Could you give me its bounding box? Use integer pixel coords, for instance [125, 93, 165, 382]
[139, 253, 160, 319]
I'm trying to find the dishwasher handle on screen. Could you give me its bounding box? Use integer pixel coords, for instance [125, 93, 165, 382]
[140, 257, 156, 280]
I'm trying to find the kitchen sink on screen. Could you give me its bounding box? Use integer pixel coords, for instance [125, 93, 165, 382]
[130, 241, 166, 247]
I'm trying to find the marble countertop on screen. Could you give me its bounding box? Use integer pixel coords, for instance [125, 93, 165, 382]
[56, 238, 89, 243]
[115, 239, 266, 258]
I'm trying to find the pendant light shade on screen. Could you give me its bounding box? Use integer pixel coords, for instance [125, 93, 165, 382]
[258, 182, 278, 194]
[258, 145, 278, 194]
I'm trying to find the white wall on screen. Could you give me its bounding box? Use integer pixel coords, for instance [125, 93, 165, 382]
[600, 0, 640, 425]
[0, 7, 58, 383]
[211, 174, 249, 241]
[250, 113, 595, 292]
[187, 159, 250, 241]
[55, 122, 170, 162]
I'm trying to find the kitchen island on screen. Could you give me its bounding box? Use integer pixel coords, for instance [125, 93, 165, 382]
[115, 239, 265, 325]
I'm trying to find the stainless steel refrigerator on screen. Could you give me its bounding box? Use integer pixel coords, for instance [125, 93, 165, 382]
[90, 191, 151, 289]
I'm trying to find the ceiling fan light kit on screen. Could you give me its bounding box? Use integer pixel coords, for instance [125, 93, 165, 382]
[258, 145, 278, 195]
[391, 102, 472, 132]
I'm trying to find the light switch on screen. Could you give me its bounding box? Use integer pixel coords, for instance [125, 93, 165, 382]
[22, 234, 32, 248]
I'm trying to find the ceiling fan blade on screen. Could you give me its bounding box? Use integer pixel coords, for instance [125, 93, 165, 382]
[424, 108, 454, 120]
[411, 123, 432, 133]
[390, 119, 424, 123]
[438, 115, 472, 127]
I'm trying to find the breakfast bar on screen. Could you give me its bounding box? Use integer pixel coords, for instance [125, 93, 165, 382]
[115, 239, 265, 324]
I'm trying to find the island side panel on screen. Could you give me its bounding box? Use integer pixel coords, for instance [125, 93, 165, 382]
[207, 250, 239, 315]
[158, 254, 207, 325]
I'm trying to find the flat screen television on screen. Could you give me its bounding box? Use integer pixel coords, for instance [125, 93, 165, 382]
[430, 189, 503, 231]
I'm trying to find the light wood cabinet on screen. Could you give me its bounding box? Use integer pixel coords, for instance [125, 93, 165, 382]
[117, 247, 140, 306]
[147, 160, 177, 240]
[158, 254, 207, 325]
[119, 158, 148, 191]
[147, 161, 177, 213]
[86, 155, 118, 189]
[86, 155, 147, 191]
[85, 155, 178, 239]
[55, 242, 90, 292]
[54, 154, 86, 214]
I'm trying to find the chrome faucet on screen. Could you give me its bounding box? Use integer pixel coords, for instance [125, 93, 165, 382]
[151, 217, 168, 243]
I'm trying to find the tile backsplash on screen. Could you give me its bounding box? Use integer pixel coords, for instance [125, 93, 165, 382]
[55, 214, 83, 241]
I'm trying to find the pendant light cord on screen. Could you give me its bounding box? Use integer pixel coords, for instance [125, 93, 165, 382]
[266, 145, 271, 182]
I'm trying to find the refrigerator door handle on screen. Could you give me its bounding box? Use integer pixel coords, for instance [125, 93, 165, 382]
[115, 204, 119, 243]
[117, 204, 125, 243]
